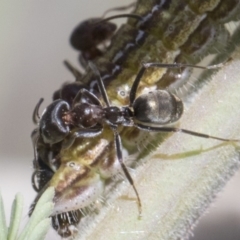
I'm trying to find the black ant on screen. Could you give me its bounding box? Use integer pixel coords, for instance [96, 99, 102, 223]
[35, 61, 238, 216]
[70, 17, 117, 68]
[70, 11, 141, 68]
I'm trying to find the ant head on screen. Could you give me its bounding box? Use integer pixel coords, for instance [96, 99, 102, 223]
[40, 99, 70, 144]
[70, 18, 117, 53]
[133, 90, 184, 125]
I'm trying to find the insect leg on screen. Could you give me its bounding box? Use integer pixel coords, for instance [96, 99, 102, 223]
[72, 88, 101, 106]
[136, 123, 240, 142]
[129, 62, 224, 106]
[62, 127, 103, 149]
[112, 127, 142, 217]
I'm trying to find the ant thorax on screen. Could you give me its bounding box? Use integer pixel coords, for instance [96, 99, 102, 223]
[30, 0, 240, 238]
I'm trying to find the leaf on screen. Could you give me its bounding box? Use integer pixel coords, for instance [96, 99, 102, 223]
[17, 187, 54, 240]
[7, 193, 24, 240]
[0, 190, 7, 240]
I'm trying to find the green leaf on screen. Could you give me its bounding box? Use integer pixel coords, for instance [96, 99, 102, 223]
[7, 193, 24, 240]
[28, 219, 52, 240]
[0, 190, 7, 240]
[18, 187, 54, 240]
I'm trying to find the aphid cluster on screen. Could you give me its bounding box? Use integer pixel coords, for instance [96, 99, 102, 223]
[30, 0, 240, 238]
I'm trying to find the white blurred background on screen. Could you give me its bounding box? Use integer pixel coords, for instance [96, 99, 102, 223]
[0, 1, 239, 239]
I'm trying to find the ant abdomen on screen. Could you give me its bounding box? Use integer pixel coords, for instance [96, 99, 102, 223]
[133, 90, 183, 125]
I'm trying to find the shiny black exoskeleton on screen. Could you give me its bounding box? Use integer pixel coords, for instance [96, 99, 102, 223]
[70, 18, 117, 68]
[69, 9, 142, 68]
[31, 128, 61, 191]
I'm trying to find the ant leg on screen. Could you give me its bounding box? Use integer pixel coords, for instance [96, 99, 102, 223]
[112, 127, 142, 217]
[129, 61, 224, 106]
[72, 88, 101, 106]
[142, 62, 224, 71]
[62, 127, 103, 149]
[63, 60, 82, 80]
[136, 123, 240, 142]
[32, 98, 44, 124]
[129, 66, 146, 106]
[89, 62, 111, 107]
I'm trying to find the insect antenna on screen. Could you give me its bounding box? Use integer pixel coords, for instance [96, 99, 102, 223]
[97, 13, 143, 24]
[102, 2, 136, 18]
[32, 98, 44, 124]
[63, 60, 82, 80]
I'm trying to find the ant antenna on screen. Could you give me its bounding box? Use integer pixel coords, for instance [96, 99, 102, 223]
[95, 13, 143, 25]
[102, 2, 136, 18]
[33, 98, 44, 124]
[89, 61, 111, 107]
[63, 60, 82, 80]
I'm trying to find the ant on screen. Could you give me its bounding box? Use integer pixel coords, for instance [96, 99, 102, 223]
[70, 8, 141, 68]
[70, 17, 117, 68]
[35, 61, 239, 216]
